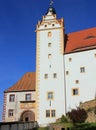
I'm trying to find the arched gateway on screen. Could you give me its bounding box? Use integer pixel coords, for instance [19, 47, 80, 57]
[20, 110, 35, 122]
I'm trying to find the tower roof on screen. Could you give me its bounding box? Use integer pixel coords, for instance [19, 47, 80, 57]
[46, 7, 56, 15]
[5, 72, 36, 92]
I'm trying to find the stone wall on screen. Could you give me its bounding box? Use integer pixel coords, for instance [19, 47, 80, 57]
[80, 99, 96, 123]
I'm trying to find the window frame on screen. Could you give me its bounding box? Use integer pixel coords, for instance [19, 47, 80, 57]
[46, 110, 50, 118]
[44, 74, 48, 79]
[53, 73, 57, 78]
[25, 93, 31, 101]
[8, 109, 14, 117]
[48, 54, 52, 59]
[51, 110, 56, 117]
[48, 31, 52, 37]
[47, 92, 54, 100]
[72, 88, 79, 96]
[9, 94, 15, 102]
[48, 42, 52, 47]
[80, 67, 85, 73]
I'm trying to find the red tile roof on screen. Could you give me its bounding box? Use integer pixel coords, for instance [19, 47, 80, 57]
[65, 27, 96, 53]
[5, 72, 36, 92]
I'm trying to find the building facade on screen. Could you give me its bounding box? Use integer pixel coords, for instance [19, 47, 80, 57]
[2, 6, 96, 126]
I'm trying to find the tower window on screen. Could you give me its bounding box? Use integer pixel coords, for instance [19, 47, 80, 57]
[25, 94, 31, 101]
[48, 43, 52, 47]
[94, 54, 96, 57]
[69, 57, 72, 61]
[44, 74, 48, 79]
[75, 80, 79, 84]
[48, 32, 52, 37]
[51, 110, 56, 117]
[49, 65, 51, 68]
[47, 92, 53, 100]
[52, 24, 55, 27]
[72, 88, 79, 96]
[48, 54, 52, 59]
[80, 67, 85, 73]
[66, 71, 69, 75]
[46, 110, 56, 118]
[45, 25, 47, 27]
[8, 109, 14, 117]
[9, 94, 15, 102]
[53, 73, 57, 78]
[46, 110, 50, 117]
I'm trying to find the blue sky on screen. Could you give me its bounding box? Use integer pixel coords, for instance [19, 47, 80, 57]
[0, 0, 96, 121]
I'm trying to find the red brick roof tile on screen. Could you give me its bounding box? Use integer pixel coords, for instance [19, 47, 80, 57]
[65, 27, 96, 53]
[5, 72, 35, 92]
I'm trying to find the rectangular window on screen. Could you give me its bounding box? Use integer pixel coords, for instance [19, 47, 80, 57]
[51, 110, 56, 117]
[9, 94, 15, 102]
[8, 109, 14, 117]
[53, 73, 57, 78]
[72, 88, 79, 96]
[48, 92, 53, 100]
[48, 32, 52, 37]
[48, 43, 52, 47]
[48, 54, 52, 59]
[44, 74, 48, 79]
[26, 94, 31, 101]
[46, 110, 50, 117]
[66, 71, 69, 75]
[69, 57, 72, 61]
[80, 67, 85, 73]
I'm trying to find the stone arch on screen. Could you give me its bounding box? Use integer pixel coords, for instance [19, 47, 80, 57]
[20, 110, 35, 122]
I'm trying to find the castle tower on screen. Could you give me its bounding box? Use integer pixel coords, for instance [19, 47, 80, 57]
[36, 5, 65, 126]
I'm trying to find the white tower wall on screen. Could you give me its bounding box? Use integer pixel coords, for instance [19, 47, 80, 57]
[36, 9, 65, 126]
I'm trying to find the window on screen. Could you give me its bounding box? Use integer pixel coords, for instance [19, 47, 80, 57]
[69, 57, 72, 61]
[8, 109, 14, 117]
[72, 88, 79, 96]
[45, 25, 47, 27]
[80, 67, 85, 73]
[52, 24, 55, 27]
[51, 110, 56, 117]
[48, 54, 52, 59]
[9, 94, 15, 102]
[66, 71, 69, 75]
[46, 110, 50, 117]
[44, 74, 48, 79]
[53, 73, 57, 78]
[47, 92, 53, 100]
[94, 54, 96, 57]
[49, 65, 51, 68]
[48, 43, 52, 47]
[75, 80, 79, 84]
[46, 110, 56, 118]
[48, 32, 52, 37]
[26, 94, 31, 101]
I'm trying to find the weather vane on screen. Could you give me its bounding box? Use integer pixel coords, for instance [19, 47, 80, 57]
[50, 0, 54, 7]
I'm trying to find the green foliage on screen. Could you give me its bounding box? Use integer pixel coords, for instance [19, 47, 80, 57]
[61, 115, 68, 123]
[67, 107, 88, 124]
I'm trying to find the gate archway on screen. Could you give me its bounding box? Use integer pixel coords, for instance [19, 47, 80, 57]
[20, 110, 35, 122]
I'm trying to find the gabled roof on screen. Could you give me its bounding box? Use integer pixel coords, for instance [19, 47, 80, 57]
[5, 72, 36, 92]
[65, 27, 96, 54]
